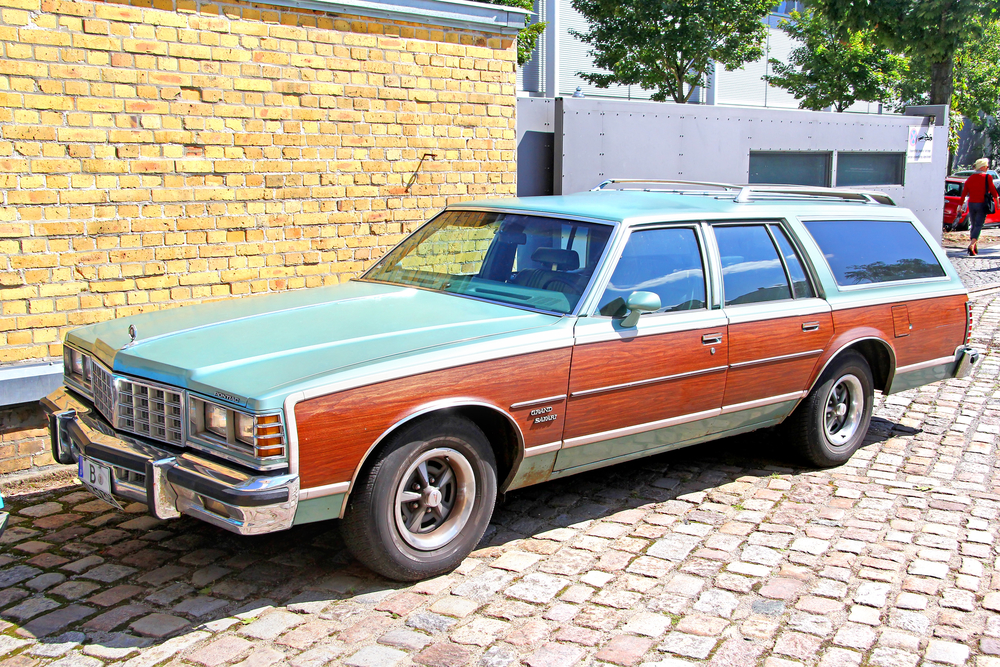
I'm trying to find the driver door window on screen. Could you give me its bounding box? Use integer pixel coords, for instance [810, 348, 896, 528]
[597, 228, 707, 317]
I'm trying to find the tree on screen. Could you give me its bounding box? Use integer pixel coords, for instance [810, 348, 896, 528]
[569, 0, 779, 103]
[765, 9, 904, 112]
[487, 0, 546, 66]
[814, 0, 1000, 105]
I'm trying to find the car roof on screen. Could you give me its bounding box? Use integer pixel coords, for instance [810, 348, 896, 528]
[448, 188, 903, 226]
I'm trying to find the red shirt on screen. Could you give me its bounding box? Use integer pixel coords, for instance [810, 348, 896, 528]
[961, 172, 998, 203]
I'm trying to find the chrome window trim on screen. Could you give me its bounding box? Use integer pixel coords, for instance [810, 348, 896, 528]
[359, 208, 622, 318]
[724, 298, 832, 325]
[510, 395, 567, 410]
[832, 276, 953, 291]
[570, 365, 728, 399]
[729, 349, 824, 370]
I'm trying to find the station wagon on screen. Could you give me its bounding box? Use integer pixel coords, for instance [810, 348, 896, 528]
[43, 181, 979, 580]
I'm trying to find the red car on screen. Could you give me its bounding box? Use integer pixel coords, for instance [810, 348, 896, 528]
[944, 176, 1000, 231]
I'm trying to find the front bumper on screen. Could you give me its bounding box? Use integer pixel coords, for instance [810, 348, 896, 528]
[41, 387, 298, 536]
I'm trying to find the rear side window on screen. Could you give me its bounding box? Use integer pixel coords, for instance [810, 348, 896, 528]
[803, 220, 946, 286]
[714, 225, 792, 306]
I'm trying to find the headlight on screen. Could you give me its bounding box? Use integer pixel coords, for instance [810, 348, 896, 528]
[204, 403, 228, 438]
[64, 347, 92, 392]
[190, 397, 286, 464]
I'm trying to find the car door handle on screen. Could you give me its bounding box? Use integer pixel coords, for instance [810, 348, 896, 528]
[702, 333, 723, 345]
[802, 322, 820, 332]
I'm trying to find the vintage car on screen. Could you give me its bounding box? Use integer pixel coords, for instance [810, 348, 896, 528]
[43, 181, 978, 580]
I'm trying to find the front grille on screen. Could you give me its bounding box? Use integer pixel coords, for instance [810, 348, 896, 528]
[90, 362, 185, 447]
[92, 363, 115, 422]
[117, 380, 184, 445]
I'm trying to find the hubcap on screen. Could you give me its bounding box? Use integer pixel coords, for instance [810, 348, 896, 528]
[394, 447, 475, 551]
[824, 374, 864, 447]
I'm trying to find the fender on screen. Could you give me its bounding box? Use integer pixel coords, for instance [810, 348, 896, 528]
[789, 332, 896, 415]
[326, 398, 525, 518]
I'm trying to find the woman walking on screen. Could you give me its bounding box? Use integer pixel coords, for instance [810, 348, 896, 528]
[960, 158, 999, 255]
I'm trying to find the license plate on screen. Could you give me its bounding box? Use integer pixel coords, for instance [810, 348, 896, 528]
[78, 456, 123, 510]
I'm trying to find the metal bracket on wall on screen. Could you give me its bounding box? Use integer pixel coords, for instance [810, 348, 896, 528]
[406, 152, 439, 192]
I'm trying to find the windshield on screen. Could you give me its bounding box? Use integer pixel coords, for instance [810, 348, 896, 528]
[363, 210, 614, 314]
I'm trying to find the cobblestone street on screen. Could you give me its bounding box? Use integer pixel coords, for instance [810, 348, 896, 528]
[3, 269, 1000, 667]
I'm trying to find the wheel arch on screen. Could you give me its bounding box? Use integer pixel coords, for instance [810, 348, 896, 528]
[340, 400, 524, 517]
[809, 336, 896, 396]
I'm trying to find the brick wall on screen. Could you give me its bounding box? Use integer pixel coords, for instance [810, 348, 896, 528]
[0, 0, 518, 472]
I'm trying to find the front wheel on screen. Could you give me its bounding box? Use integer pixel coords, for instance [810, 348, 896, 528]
[341, 416, 497, 581]
[783, 351, 874, 467]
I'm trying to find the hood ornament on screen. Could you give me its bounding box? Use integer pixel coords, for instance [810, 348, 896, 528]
[122, 324, 137, 349]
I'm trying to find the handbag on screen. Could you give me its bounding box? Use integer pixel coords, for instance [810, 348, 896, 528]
[985, 173, 996, 214]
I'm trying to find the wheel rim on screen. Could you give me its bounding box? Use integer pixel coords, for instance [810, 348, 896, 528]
[824, 374, 864, 447]
[394, 447, 476, 551]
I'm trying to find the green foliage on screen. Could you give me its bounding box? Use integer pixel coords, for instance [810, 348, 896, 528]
[813, 0, 1000, 104]
[766, 9, 904, 112]
[569, 0, 779, 103]
[485, 0, 546, 66]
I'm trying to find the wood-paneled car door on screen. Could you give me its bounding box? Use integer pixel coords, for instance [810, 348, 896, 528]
[555, 225, 729, 472]
[712, 222, 833, 431]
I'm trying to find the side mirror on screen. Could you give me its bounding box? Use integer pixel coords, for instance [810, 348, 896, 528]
[619, 291, 660, 327]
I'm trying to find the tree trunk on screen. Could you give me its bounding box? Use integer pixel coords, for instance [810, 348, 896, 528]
[930, 58, 954, 105]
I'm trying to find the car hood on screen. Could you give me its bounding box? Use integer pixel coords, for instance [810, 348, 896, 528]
[67, 281, 565, 409]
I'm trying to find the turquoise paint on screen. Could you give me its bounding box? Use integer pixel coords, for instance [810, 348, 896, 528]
[292, 494, 346, 525]
[548, 415, 786, 480]
[887, 362, 953, 395]
[552, 400, 797, 474]
[67, 281, 568, 411]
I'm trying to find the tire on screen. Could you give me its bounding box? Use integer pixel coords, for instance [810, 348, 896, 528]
[341, 416, 497, 581]
[783, 351, 874, 467]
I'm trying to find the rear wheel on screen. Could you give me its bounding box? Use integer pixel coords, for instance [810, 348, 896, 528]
[341, 416, 497, 581]
[783, 351, 874, 467]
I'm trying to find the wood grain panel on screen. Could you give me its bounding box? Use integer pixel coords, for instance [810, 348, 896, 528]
[722, 313, 833, 407]
[294, 348, 572, 489]
[564, 326, 728, 440]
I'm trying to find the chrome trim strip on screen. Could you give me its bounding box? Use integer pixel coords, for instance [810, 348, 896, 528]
[524, 441, 562, 457]
[828, 288, 968, 310]
[835, 276, 952, 291]
[895, 355, 954, 374]
[510, 395, 567, 410]
[283, 391, 302, 477]
[562, 407, 722, 449]
[720, 391, 807, 415]
[724, 298, 832, 324]
[299, 481, 350, 500]
[729, 349, 824, 370]
[571, 365, 729, 399]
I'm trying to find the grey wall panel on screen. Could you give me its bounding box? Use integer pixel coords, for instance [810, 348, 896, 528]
[543, 97, 947, 240]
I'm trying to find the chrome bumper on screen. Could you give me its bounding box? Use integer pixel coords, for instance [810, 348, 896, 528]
[953, 345, 981, 379]
[41, 387, 298, 536]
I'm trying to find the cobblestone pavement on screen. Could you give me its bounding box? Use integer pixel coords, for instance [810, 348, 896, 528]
[945, 228, 1000, 291]
[3, 297, 1000, 667]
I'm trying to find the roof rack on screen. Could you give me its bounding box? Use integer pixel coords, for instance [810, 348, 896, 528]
[591, 179, 896, 206]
